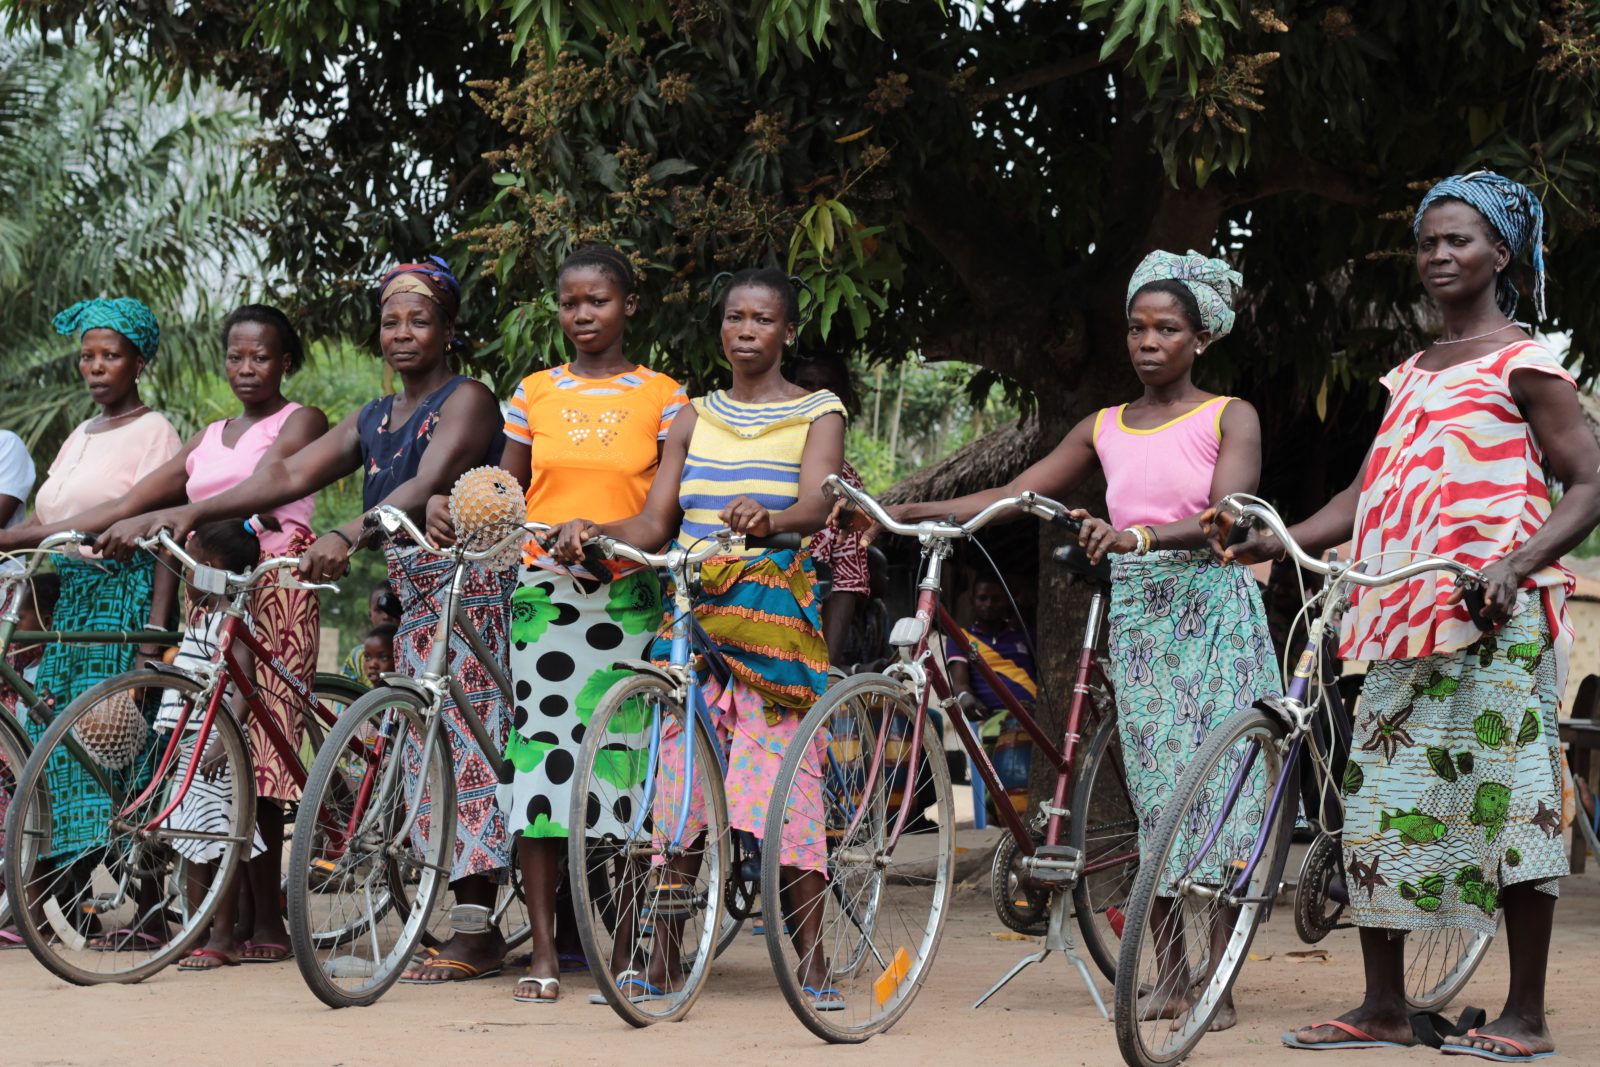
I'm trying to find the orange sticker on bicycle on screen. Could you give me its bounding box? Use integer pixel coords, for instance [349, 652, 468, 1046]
[873, 946, 911, 1005]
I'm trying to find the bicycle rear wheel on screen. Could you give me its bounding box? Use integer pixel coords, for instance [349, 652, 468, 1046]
[287, 685, 453, 1008]
[569, 671, 729, 1026]
[763, 673, 954, 1043]
[1114, 707, 1290, 1067]
[1073, 702, 1140, 982]
[0, 713, 34, 931]
[5, 669, 255, 984]
[1404, 923, 1495, 1011]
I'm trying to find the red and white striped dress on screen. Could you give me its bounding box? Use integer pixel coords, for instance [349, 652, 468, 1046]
[1338, 340, 1575, 688]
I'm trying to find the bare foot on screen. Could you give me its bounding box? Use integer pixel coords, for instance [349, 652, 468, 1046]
[1442, 1012, 1554, 1058]
[1290, 1006, 1414, 1047]
[1202, 997, 1236, 1033]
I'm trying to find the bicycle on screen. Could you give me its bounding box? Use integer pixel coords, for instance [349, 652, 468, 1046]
[3, 530, 365, 984]
[563, 526, 801, 1025]
[758, 474, 1141, 1042]
[285, 504, 558, 1007]
[1112, 494, 1496, 1067]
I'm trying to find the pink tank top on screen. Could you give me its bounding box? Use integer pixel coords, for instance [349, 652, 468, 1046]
[185, 403, 315, 557]
[1093, 397, 1231, 531]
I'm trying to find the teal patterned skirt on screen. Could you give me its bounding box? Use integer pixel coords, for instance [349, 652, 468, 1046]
[1105, 550, 1278, 888]
[1342, 605, 1567, 935]
[27, 554, 155, 863]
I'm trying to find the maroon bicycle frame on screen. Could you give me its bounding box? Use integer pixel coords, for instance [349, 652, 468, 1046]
[122, 611, 364, 843]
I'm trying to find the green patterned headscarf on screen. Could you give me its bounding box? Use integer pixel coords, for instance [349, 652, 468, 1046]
[1126, 249, 1243, 340]
[53, 297, 161, 361]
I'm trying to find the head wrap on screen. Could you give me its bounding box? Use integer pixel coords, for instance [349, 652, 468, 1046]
[377, 256, 461, 319]
[52, 297, 161, 361]
[1412, 170, 1546, 321]
[1126, 249, 1243, 339]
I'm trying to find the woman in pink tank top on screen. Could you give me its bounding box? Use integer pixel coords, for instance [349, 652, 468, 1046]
[872, 249, 1276, 1031]
[5, 304, 329, 969]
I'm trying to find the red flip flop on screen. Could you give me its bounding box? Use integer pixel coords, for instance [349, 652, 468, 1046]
[240, 941, 293, 963]
[179, 947, 240, 972]
[1282, 1019, 1414, 1051]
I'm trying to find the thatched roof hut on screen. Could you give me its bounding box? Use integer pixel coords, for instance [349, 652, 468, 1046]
[880, 417, 1051, 505]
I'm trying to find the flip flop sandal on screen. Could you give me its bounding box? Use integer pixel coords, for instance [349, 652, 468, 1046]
[397, 957, 504, 984]
[88, 929, 165, 952]
[1, 930, 27, 949]
[1441, 1030, 1557, 1062]
[587, 970, 669, 1004]
[559, 952, 589, 974]
[239, 941, 293, 963]
[179, 947, 241, 972]
[1413, 1007, 1489, 1049]
[514, 975, 560, 1004]
[1282, 1020, 1415, 1051]
[804, 985, 846, 1012]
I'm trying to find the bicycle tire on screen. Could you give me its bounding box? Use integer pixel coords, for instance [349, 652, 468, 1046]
[1072, 703, 1140, 982]
[0, 711, 34, 930]
[763, 673, 955, 1044]
[569, 671, 729, 1026]
[5, 668, 256, 984]
[1404, 923, 1495, 1012]
[286, 684, 453, 1008]
[1114, 706, 1291, 1067]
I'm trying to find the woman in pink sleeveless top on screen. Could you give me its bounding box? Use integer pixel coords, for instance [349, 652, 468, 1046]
[6, 304, 328, 969]
[870, 249, 1275, 1030]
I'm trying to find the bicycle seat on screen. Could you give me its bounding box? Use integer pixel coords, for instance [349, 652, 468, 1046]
[1051, 543, 1111, 589]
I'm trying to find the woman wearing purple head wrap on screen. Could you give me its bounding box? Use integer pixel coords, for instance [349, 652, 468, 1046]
[1225, 173, 1599, 1060]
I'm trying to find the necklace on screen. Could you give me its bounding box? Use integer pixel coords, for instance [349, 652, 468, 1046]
[89, 403, 149, 428]
[1431, 322, 1527, 346]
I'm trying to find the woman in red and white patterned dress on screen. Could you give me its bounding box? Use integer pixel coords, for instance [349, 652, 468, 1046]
[1224, 172, 1600, 1061]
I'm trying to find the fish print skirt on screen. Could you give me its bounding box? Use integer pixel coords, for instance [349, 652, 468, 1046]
[1342, 606, 1567, 935]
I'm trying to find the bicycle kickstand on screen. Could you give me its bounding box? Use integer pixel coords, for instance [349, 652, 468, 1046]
[970, 887, 1109, 1018]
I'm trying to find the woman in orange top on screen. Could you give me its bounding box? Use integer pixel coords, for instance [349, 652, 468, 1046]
[430, 246, 685, 1004]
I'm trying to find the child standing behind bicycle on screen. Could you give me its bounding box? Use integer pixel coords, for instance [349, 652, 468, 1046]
[1230, 172, 1600, 1062]
[864, 249, 1278, 1031]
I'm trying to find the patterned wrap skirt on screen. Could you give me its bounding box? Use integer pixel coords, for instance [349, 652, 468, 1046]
[28, 554, 156, 862]
[247, 530, 320, 802]
[647, 550, 831, 871]
[1105, 550, 1279, 890]
[498, 566, 662, 840]
[1342, 605, 1567, 934]
[388, 544, 515, 882]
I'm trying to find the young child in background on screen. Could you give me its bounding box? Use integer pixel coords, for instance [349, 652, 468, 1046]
[360, 622, 396, 687]
[343, 581, 400, 686]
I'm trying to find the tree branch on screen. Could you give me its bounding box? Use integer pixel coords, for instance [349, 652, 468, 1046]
[1222, 157, 1375, 209]
[971, 51, 1115, 105]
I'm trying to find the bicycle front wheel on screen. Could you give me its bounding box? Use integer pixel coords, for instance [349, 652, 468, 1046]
[1073, 701, 1141, 982]
[287, 684, 453, 1008]
[1114, 706, 1290, 1067]
[763, 673, 955, 1043]
[5, 669, 255, 984]
[1404, 923, 1495, 1011]
[569, 671, 729, 1026]
[0, 711, 35, 931]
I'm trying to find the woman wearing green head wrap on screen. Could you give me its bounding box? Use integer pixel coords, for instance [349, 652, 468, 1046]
[859, 249, 1275, 1030]
[5, 297, 181, 929]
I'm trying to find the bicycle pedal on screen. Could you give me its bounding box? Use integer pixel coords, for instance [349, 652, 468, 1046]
[449, 903, 493, 935]
[647, 885, 705, 918]
[1024, 845, 1082, 886]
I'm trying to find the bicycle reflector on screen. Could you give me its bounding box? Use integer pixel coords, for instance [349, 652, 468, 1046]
[449, 465, 525, 567]
[73, 688, 149, 769]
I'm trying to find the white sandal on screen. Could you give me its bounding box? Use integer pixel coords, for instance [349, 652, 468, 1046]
[514, 974, 560, 1004]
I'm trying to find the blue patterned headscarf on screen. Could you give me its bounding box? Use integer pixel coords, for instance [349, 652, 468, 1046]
[1413, 170, 1546, 321]
[53, 297, 161, 361]
[1126, 249, 1243, 339]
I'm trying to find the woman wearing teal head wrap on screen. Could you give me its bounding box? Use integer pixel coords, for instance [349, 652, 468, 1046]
[1, 298, 182, 902]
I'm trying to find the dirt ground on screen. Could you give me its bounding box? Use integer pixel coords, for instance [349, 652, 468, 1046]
[4, 841, 1597, 1067]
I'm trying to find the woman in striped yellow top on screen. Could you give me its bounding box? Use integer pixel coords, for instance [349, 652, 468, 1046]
[549, 267, 845, 1006]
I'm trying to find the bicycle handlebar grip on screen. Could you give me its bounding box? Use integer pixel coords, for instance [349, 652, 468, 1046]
[1461, 585, 1495, 632]
[1049, 511, 1082, 535]
[1225, 518, 1253, 549]
[745, 532, 802, 552]
[581, 543, 615, 585]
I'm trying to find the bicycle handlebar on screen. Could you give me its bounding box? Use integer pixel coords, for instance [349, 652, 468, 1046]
[1217, 494, 1484, 590]
[823, 473, 1079, 541]
[134, 530, 342, 595]
[585, 529, 802, 574]
[364, 503, 551, 564]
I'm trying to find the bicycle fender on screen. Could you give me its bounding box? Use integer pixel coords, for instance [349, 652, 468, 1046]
[138, 661, 206, 687]
[608, 659, 678, 690]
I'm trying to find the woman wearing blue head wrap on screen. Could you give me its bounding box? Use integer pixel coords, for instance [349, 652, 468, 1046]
[1224, 173, 1600, 1060]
